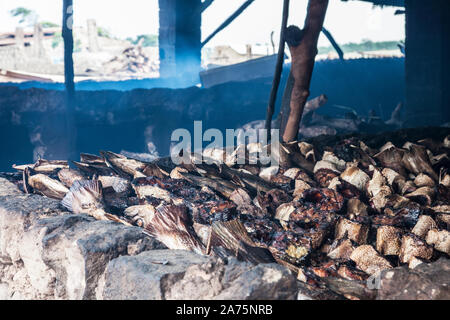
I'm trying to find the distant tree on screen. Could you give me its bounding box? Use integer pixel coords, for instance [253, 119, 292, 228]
[41, 21, 60, 28]
[97, 27, 112, 38]
[10, 7, 38, 25]
[318, 40, 402, 55]
[52, 31, 63, 48]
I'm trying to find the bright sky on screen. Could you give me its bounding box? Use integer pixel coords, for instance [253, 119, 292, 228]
[0, 0, 405, 47]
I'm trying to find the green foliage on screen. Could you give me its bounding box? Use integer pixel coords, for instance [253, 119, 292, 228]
[41, 21, 59, 28]
[97, 27, 112, 38]
[126, 34, 158, 47]
[318, 40, 402, 55]
[74, 39, 82, 53]
[10, 7, 34, 24]
[52, 31, 62, 49]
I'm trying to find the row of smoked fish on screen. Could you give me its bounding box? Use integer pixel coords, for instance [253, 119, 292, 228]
[10, 135, 450, 299]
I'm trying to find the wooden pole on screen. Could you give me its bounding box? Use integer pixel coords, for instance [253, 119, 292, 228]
[322, 27, 344, 60]
[62, 0, 76, 158]
[264, 0, 290, 139]
[282, 0, 329, 142]
[201, 0, 255, 48]
[63, 0, 75, 96]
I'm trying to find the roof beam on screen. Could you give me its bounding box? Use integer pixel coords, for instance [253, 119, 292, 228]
[201, 0, 255, 48]
[201, 0, 215, 13]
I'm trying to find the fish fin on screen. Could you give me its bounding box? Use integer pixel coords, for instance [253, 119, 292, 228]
[62, 179, 104, 214]
[144, 205, 204, 253]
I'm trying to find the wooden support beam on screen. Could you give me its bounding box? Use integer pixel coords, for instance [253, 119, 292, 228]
[265, 0, 290, 139]
[201, 0, 255, 48]
[322, 27, 344, 60]
[283, 0, 329, 142]
[62, 0, 76, 159]
[63, 0, 74, 96]
[201, 0, 215, 12]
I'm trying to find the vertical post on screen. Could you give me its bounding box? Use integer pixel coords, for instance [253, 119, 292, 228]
[404, 0, 450, 126]
[87, 19, 100, 52]
[33, 23, 45, 58]
[15, 27, 25, 48]
[282, 0, 329, 142]
[246, 44, 252, 58]
[63, 0, 75, 96]
[159, 0, 202, 81]
[62, 0, 76, 159]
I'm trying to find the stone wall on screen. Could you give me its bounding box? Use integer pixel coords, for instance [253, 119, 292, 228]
[0, 178, 298, 300]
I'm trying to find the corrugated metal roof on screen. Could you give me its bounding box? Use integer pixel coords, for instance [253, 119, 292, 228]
[342, 0, 405, 7]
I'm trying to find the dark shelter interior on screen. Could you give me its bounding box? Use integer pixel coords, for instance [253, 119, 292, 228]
[0, 0, 449, 301]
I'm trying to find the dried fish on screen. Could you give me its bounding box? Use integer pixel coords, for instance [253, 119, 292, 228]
[9, 131, 450, 298]
[101, 151, 147, 178]
[402, 144, 438, 181]
[335, 217, 369, 245]
[57, 168, 85, 188]
[414, 173, 435, 188]
[97, 175, 130, 193]
[350, 245, 392, 276]
[405, 186, 435, 206]
[412, 215, 437, 238]
[374, 146, 406, 177]
[124, 204, 156, 227]
[399, 234, 433, 264]
[340, 166, 370, 191]
[327, 239, 355, 260]
[13, 159, 69, 173]
[28, 173, 69, 200]
[376, 226, 402, 256]
[62, 180, 131, 225]
[210, 219, 276, 264]
[143, 204, 204, 255]
[425, 229, 450, 255]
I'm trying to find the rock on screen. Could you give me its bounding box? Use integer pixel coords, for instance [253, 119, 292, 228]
[0, 178, 164, 299]
[0, 282, 9, 300]
[99, 250, 211, 300]
[19, 215, 163, 299]
[0, 178, 22, 196]
[377, 258, 450, 300]
[0, 178, 69, 264]
[165, 258, 298, 300]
